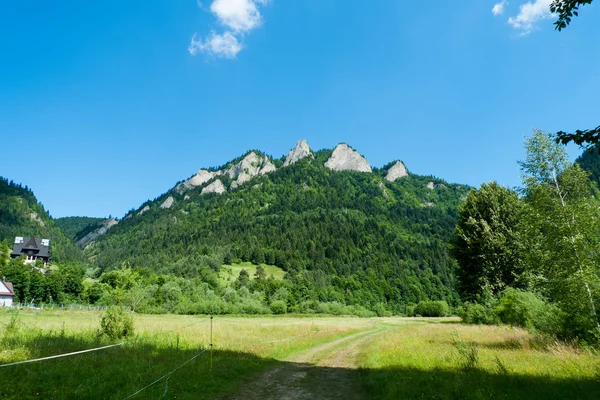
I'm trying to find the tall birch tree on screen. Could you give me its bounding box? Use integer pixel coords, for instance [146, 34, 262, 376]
[520, 130, 600, 341]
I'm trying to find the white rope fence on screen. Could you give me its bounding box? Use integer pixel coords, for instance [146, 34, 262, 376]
[0, 342, 126, 368]
[0, 317, 209, 368]
[122, 348, 208, 400]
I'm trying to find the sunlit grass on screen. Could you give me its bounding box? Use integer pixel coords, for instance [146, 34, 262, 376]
[358, 322, 600, 399]
[218, 262, 286, 285]
[1, 310, 599, 399]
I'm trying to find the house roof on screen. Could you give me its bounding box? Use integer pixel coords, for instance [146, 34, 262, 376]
[0, 281, 14, 297]
[11, 236, 50, 258]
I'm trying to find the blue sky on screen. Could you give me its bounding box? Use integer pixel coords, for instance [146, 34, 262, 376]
[0, 0, 598, 218]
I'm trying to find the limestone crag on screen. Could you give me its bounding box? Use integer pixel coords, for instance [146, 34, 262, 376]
[227, 152, 277, 189]
[29, 212, 45, 226]
[427, 182, 435, 190]
[385, 161, 408, 181]
[260, 158, 277, 174]
[76, 218, 118, 247]
[201, 179, 226, 195]
[324, 144, 372, 173]
[176, 170, 215, 193]
[160, 196, 174, 209]
[283, 139, 313, 166]
[137, 205, 150, 216]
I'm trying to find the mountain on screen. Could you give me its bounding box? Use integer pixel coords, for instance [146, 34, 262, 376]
[0, 178, 83, 263]
[85, 141, 471, 311]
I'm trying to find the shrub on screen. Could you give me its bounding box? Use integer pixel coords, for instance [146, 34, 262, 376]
[494, 288, 563, 335]
[458, 302, 498, 325]
[415, 301, 450, 317]
[372, 303, 391, 317]
[270, 300, 287, 314]
[99, 306, 134, 340]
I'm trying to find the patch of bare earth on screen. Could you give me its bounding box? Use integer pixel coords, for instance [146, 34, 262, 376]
[221, 328, 386, 400]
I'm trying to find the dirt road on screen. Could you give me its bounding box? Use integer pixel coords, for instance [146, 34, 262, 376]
[222, 326, 387, 400]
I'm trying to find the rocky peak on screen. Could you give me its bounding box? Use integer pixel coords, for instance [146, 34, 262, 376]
[201, 179, 226, 195]
[227, 152, 277, 189]
[176, 170, 215, 193]
[324, 144, 372, 173]
[385, 161, 408, 181]
[283, 139, 313, 167]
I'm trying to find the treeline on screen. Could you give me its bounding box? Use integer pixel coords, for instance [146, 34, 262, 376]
[451, 130, 600, 344]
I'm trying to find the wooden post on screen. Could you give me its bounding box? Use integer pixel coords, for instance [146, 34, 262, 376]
[210, 316, 213, 371]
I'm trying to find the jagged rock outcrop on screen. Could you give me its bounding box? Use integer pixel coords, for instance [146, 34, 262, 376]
[427, 182, 435, 190]
[201, 179, 226, 195]
[227, 152, 277, 189]
[160, 196, 174, 209]
[29, 212, 45, 226]
[137, 205, 150, 216]
[76, 218, 118, 247]
[385, 161, 408, 181]
[283, 139, 313, 167]
[324, 144, 372, 173]
[176, 170, 214, 193]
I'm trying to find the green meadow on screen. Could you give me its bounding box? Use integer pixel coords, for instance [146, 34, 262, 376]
[1, 309, 598, 399]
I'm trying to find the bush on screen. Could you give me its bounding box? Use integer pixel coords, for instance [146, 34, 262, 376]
[372, 303, 391, 317]
[458, 302, 497, 325]
[270, 300, 287, 314]
[494, 288, 563, 335]
[99, 306, 134, 340]
[415, 301, 450, 317]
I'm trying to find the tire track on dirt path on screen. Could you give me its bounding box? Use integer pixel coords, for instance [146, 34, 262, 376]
[220, 326, 388, 400]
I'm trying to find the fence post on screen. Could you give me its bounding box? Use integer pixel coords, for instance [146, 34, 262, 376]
[210, 316, 213, 371]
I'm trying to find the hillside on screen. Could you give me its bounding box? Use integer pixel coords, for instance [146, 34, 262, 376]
[0, 178, 83, 263]
[86, 141, 471, 312]
[576, 147, 600, 186]
[55, 216, 105, 239]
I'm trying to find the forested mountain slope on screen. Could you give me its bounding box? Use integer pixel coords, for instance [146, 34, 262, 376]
[86, 142, 471, 310]
[0, 178, 82, 263]
[55, 216, 105, 239]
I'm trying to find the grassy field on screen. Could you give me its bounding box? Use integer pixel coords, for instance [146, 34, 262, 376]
[0, 309, 598, 399]
[218, 262, 286, 285]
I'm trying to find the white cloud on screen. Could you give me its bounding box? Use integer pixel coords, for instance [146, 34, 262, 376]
[507, 0, 554, 35]
[492, 1, 507, 16]
[188, 31, 242, 58]
[211, 0, 263, 32]
[189, 0, 270, 59]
